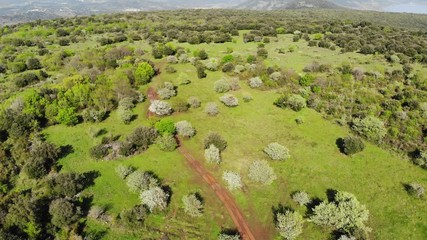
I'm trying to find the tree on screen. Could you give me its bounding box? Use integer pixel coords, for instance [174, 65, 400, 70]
[342, 136, 365, 155]
[310, 191, 370, 235]
[49, 198, 81, 228]
[248, 77, 263, 88]
[205, 144, 221, 164]
[222, 171, 243, 190]
[248, 160, 276, 185]
[204, 132, 227, 151]
[352, 116, 386, 142]
[149, 100, 172, 116]
[214, 78, 231, 93]
[287, 95, 307, 112]
[56, 107, 79, 126]
[198, 50, 209, 60]
[413, 151, 427, 169]
[119, 205, 148, 227]
[197, 65, 207, 79]
[48, 172, 86, 197]
[188, 96, 201, 108]
[292, 191, 310, 206]
[134, 62, 155, 85]
[264, 143, 290, 160]
[156, 134, 177, 151]
[126, 171, 159, 193]
[276, 210, 304, 240]
[218, 233, 241, 240]
[182, 193, 203, 217]
[140, 187, 169, 212]
[155, 118, 176, 135]
[175, 120, 196, 138]
[126, 126, 158, 150]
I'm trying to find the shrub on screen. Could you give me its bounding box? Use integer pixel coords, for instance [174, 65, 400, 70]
[342, 136, 365, 155]
[270, 72, 282, 81]
[287, 95, 307, 111]
[352, 116, 386, 142]
[157, 88, 176, 100]
[248, 160, 276, 185]
[126, 126, 158, 150]
[204, 102, 219, 116]
[205, 144, 221, 164]
[218, 233, 241, 240]
[182, 193, 203, 217]
[26, 58, 42, 70]
[229, 78, 241, 91]
[116, 165, 135, 179]
[264, 142, 290, 160]
[222, 171, 242, 190]
[165, 65, 176, 73]
[15, 72, 39, 88]
[222, 54, 234, 64]
[118, 97, 135, 110]
[119, 205, 147, 227]
[197, 65, 207, 79]
[171, 98, 189, 112]
[204, 132, 227, 151]
[292, 191, 310, 206]
[166, 55, 178, 64]
[56, 107, 79, 125]
[154, 118, 176, 135]
[23, 157, 49, 179]
[135, 62, 155, 85]
[175, 120, 195, 138]
[413, 151, 427, 169]
[90, 144, 108, 160]
[198, 50, 208, 60]
[407, 183, 425, 198]
[214, 78, 231, 93]
[222, 62, 235, 72]
[188, 96, 201, 108]
[140, 187, 169, 212]
[205, 58, 219, 71]
[126, 171, 159, 193]
[276, 210, 304, 240]
[310, 191, 370, 235]
[49, 198, 81, 228]
[248, 77, 263, 88]
[118, 141, 137, 157]
[156, 134, 177, 151]
[220, 94, 239, 107]
[117, 108, 134, 124]
[149, 100, 172, 116]
[257, 48, 268, 58]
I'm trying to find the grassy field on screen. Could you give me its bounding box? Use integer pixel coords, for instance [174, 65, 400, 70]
[39, 32, 427, 239]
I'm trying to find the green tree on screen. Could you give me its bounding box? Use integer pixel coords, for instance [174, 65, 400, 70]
[135, 62, 155, 85]
[56, 107, 79, 126]
[49, 198, 81, 228]
[276, 210, 304, 240]
[154, 118, 176, 135]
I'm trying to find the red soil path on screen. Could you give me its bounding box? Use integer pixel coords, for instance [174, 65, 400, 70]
[146, 87, 257, 240]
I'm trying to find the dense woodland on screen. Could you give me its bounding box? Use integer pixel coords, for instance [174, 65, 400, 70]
[0, 9, 426, 240]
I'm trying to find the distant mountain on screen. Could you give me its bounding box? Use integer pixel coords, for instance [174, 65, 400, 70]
[286, 0, 343, 9]
[235, 0, 342, 10]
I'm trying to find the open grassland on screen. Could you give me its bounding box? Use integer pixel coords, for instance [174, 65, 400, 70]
[39, 32, 427, 239]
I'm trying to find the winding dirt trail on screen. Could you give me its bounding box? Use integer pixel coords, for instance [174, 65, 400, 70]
[146, 87, 257, 240]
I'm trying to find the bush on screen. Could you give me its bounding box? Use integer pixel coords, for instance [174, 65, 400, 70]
[26, 58, 42, 70]
[310, 191, 370, 235]
[292, 191, 310, 206]
[140, 187, 169, 212]
[205, 58, 220, 71]
[218, 233, 241, 240]
[56, 107, 79, 125]
[197, 65, 207, 79]
[115, 165, 135, 179]
[154, 118, 176, 135]
[248, 160, 276, 184]
[257, 48, 268, 58]
[119, 205, 147, 227]
[23, 157, 49, 179]
[204, 133, 227, 151]
[222, 171, 242, 190]
[352, 116, 386, 142]
[49, 198, 81, 228]
[149, 100, 172, 116]
[413, 151, 427, 169]
[166, 55, 178, 64]
[222, 62, 235, 72]
[135, 62, 155, 85]
[188, 96, 201, 108]
[9, 62, 27, 73]
[287, 95, 307, 112]
[175, 120, 195, 138]
[182, 193, 203, 217]
[90, 144, 108, 160]
[204, 102, 219, 116]
[222, 54, 234, 64]
[264, 142, 290, 160]
[126, 171, 159, 193]
[214, 78, 231, 93]
[156, 134, 177, 151]
[342, 136, 365, 155]
[171, 98, 189, 112]
[205, 144, 221, 164]
[299, 75, 315, 87]
[276, 210, 304, 240]
[407, 183, 425, 198]
[248, 77, 263, 88]
[15, 72, 39, 88]
[157, 86, 176, 100]
[229, 78, 241, 91]
[198, 50, 209, 60]
[117, 108, 134, 124]
[270, 72, 282, 81]
[220, 94, 239, 107]
[126, 126, 158, 150]
[118, 97, 135, 110]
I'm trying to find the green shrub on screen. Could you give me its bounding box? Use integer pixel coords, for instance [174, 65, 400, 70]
[342, 136, 365, 155]
[263, 142, 290, 160]
[287, 95, 307, 112]
[352, 116, 386, 142]
[135, 62, 155, 85]
[89, 144, 108, 160]
[154, 118, 176, 135]
[56, 107, 79, 126]
[156, 134, 177, 151]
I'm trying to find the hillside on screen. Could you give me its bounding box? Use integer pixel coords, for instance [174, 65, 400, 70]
[235, 0, 343, 10]
[0, 9, 426, 240]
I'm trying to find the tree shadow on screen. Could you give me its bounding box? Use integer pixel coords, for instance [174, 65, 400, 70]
[305, 197, 322, 216]
[272, 203, 293, 223]
[59, 144, 74, 159]
[82, 170, 100, 189]
[84, 229, 107, 240]
[194, 192, 204, 204]
[335, 138, 345, 154]
[220, 228, 240, 236]
[162, 185, 173, 206]
[326, 189, 338, 202]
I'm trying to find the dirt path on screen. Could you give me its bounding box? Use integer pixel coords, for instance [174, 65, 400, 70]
[177, 140, 257, 240]
[146, 87, 257, 240]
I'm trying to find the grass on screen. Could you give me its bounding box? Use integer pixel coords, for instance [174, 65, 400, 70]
[39, 32, 427, 239]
